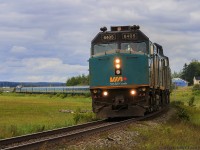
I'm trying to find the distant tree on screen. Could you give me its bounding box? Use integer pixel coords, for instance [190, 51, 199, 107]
[171, 71, 182, 78]
[66, 74, 89, 86]
[181, 60, 200, 85]
[181, 63, 188, 80]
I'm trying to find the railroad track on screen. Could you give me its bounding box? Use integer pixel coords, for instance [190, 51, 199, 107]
[0, 106, 168, 150]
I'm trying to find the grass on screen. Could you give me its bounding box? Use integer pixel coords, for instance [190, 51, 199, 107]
[1, 86, 200, 149]
[171, 86, 200, 107]
[171, 86, 200, 125]
[130, 121, 200, 150]
[0, 93, 96, 139]
[131, 86, 200, 149]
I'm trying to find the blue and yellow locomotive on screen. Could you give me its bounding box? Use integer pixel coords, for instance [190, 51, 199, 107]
[89, 25, 171, 118]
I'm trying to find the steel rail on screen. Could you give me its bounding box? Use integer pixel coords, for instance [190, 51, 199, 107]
[0, 120, 107, 150]
[0, 106, 168, 150]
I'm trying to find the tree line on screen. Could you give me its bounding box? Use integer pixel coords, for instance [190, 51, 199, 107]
[172, 60, 200, 85]
[66, 74, 89, 86]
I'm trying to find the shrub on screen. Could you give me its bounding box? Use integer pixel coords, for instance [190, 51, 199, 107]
[171, 101, 190, 121]
[59, 93, 68, 99]
[192, 84, 200, 95]
[73, 108, 97, 124]
[55, 93, 68, 98]
[84, 93, 91, 97]
[35, 125, 46, 132]
[192, 84, 200, 91]
[170, 101, 184, 107]
[177, 107, 190, 121]
[188, 96, 195, 107]
[48, 93, 56, 98]
[9, 125, 20, 137]
[73, 113, 82, 124]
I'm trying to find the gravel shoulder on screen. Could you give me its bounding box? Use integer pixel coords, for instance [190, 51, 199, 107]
[54, 107, 176, 150]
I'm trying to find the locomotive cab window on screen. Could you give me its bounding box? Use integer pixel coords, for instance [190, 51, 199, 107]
[93, 43, 118, 56]
[121, 42, 147, 54]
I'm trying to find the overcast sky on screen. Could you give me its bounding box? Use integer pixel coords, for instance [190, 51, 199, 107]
[0, 0, 199, 82]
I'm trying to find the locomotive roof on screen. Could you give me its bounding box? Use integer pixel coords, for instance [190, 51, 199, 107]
[91, 25, 149, 44]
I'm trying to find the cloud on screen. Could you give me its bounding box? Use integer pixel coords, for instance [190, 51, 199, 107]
[190, 10, 200, 22]
[0, 57, 88, 82]
[10, 46, 27, 53]
[0, 0, 200, 81]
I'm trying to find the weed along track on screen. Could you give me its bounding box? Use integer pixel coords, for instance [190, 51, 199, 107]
[0, 107, 168, 150]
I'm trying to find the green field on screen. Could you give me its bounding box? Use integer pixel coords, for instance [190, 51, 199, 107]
[171, 86, 200, 125]
[1, 86, 200, 148]
[0, 93, 95, 139]
[133, 86, 200, 149]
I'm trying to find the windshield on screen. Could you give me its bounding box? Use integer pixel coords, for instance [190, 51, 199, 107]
[121, 42, 147, 53]
[93, 43, 118, 55]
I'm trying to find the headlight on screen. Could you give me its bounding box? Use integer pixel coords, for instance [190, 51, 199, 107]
[130, 89, 136, 95]
[93, 90, 97, 94]
[115, 58, 120, 63]
[115, 69, 121, 75]
[142, 87, 146, 91]
[114, 58, 122, 75]
[103, 91, 108, 96]
[115, 64, 121, 69]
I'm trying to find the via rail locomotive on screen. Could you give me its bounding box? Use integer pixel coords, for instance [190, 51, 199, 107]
[89, 25, 171, 118]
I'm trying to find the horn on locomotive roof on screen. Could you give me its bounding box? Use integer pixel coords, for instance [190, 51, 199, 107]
[100, 26, 107, 32]
[130, 25, 140, 30]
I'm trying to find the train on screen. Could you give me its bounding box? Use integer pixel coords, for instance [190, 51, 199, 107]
[15, 86, 89, 94]
[89, 25, 171, 118]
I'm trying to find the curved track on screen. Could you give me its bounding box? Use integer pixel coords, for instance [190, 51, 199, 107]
[0, 106, 168, 150]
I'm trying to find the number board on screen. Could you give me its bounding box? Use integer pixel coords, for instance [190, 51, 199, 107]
[122, 33, 137, 40]
[101, 34, 116, 41]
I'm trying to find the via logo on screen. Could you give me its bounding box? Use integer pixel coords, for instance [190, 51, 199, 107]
[110, 77, 127, 82]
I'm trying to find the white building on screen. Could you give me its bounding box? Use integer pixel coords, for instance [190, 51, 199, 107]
[193, 76, 200, 85]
